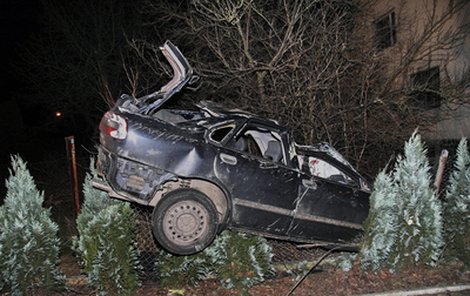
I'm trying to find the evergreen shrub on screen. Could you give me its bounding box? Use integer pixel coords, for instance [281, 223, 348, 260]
[157, 230, 273, 291]
[361, 171, 398, 270]
[361, 132, 443, 271]
[443, 138, 470, 265]
[0, 156, 64, 295]
[74, 161, 140, 295]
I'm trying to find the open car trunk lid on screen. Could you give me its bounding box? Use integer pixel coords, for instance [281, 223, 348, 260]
[119, 41, 194, 115]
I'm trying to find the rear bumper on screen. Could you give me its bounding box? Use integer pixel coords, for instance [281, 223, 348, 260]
[92, 177, 150, 205]
[96, 146, 177, 202]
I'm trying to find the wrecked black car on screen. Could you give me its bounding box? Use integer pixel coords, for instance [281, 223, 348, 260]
[94, 41, 371, 255]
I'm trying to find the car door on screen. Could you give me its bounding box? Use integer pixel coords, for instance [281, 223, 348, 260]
[288, 156, 368, 242]
[211, 121, 300, 237]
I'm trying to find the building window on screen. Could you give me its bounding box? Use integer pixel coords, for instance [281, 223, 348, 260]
[374, 11, 397, 50]
[410, 66, 442, 109]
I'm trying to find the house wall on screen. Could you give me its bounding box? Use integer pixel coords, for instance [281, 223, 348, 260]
[362, 0, 469, 140]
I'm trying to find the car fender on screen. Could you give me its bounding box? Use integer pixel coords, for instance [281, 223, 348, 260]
[149, 178, 231, 229]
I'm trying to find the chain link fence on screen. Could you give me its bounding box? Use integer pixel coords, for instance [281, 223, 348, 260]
[131, 203, 327, 280]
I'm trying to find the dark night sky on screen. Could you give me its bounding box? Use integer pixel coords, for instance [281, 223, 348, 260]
[0, 1, 41, 193]
[0, 0, 41, 96]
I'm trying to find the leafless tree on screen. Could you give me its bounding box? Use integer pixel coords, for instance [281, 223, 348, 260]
[134, 0, 468, 174]
[139, 0, 373, 156]
[20, 0, 468, 174]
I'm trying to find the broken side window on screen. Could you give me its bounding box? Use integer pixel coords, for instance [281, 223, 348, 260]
[227, 124, 284, 164]
[209, 124, 235, 143]
[308, 157, 356, 186]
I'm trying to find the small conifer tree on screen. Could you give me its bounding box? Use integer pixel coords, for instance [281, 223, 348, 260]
[74, 160, 140, 295]
[361, 171, 398, 270]
[390, 132, 443, 268]
[443, 138, 470, 265]
[206, 231, 273, 290]
[361, 132, 443, 271]
[0, 156, 64, 295]
[156, 230, 273, 291]
[156, 248, 211, 286]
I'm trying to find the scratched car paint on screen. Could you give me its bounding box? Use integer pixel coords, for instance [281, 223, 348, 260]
[94, 41, 371, 255]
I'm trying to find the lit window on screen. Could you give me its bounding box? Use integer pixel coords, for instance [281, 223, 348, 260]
[374, 11, 397, 50]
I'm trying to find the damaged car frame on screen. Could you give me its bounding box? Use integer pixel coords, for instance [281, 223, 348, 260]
[94, 41, 371, 255]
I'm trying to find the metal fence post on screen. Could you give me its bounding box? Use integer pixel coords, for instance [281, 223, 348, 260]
[65, 136, 80, 215]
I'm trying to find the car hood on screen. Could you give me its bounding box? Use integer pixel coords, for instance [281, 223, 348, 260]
[135, 41, 194, 114]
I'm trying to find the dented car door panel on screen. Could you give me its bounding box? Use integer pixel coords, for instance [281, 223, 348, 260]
[214, 148, 299, 236]
[289, 177, 367, 242]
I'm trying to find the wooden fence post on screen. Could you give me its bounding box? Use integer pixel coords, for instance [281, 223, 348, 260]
[434, 149, 449, 198]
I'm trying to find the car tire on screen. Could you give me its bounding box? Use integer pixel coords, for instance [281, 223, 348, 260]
[152, 189, 218, 255]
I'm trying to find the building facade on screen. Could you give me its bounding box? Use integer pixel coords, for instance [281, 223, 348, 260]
[363, 0, 469, 141]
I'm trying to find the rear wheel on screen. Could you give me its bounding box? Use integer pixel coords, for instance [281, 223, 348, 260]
[152, 189, 218, 255]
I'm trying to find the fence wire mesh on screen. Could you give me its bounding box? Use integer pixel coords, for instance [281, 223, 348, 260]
[131, 203, 326, 280]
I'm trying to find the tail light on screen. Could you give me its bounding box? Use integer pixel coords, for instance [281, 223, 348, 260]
[99, 111, 128, 140]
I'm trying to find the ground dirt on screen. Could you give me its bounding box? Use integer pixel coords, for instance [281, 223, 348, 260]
[53, 255, 470, 296]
